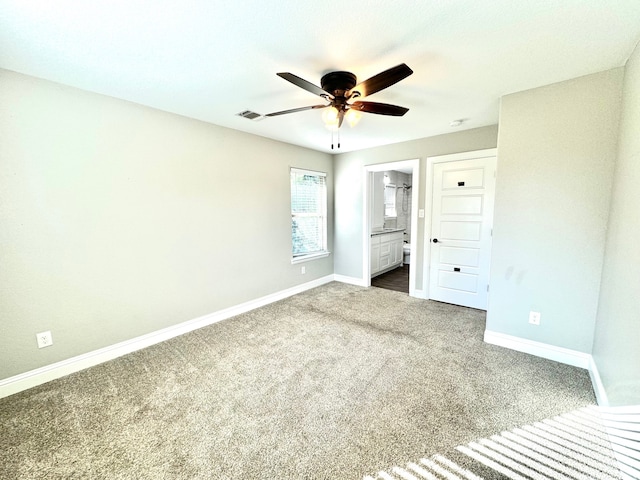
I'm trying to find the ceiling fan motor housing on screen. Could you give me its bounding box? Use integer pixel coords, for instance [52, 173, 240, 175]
[265, 64, 411, 119]
[320, 71, 357, 98]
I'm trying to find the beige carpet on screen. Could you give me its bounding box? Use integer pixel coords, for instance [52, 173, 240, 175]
[368, 404, 631, 479]
[0, 282, 598, 479]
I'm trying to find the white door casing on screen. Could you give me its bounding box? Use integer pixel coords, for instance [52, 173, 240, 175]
[363, 159, 420, 295]
[428, 155, 496, 310]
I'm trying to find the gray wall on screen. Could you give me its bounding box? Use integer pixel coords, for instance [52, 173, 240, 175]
[0, 70, 333, 379]
[486, 69, 624, 353]
[333, 126, 499, 289]
[592, 42, 640, 405]
[4, 59, 638, 405]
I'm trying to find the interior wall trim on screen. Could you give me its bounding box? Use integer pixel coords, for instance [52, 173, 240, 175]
[484, 329, 608, 406]
[411, 289, 427, 300]
[333, 274, 367, 287]
[1, 288, 609, 405]
[588, 356, 610, 407]
[484, 330, 591, 368]
[0, 275, 335, 400]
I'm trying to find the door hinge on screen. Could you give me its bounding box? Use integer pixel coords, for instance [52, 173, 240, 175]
[487, 284, 490, 292]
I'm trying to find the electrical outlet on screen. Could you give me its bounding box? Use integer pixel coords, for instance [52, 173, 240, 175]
[529, 311, 541, 326]
[301, 266, 306, 274]
[36, 331, 53, 348]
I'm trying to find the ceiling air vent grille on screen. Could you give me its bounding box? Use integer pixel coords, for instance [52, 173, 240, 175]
[236, 110, 262, 120]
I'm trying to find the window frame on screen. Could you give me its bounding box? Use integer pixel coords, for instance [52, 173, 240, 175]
[290, 167, 330, 264]
[384, 183, 397, 218]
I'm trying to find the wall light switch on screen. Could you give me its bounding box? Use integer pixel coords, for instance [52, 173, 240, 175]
[418, 209, 425, 218]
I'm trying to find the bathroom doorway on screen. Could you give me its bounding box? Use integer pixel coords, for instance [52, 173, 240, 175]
[363, 159, 419, 296]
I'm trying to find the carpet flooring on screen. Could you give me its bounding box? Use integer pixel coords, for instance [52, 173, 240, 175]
[0, 282, 600, 479]
[369, 404, 633, 479]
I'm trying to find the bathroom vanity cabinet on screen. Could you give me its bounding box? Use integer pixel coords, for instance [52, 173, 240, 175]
[370, 230, 404, 277]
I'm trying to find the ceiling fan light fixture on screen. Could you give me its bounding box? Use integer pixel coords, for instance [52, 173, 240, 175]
[345, 108, 362, 127]
[264, 64, 413, 139]
[322, 106, 340, 129]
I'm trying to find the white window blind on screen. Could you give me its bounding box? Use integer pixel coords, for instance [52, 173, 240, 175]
[290, 168, 327, 259]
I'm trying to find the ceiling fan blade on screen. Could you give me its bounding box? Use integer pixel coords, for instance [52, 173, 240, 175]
[349, 101, 409, 116]
[276, 73, 334, 99]
[265, 104, 328, 117]
[349, 63, 413, 98]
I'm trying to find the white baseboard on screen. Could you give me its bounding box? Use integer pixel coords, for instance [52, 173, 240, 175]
[333, 274, 428, 302]
[3, 288, 613, 406]
[411, 288, 427, 299]
[483, 330, 613, 406]
[483, 330, 591, 369]
[334, 275, 426, 300]
[333, 274, 367, 287]
[0, 275, 334, 399]
[588, 356, 610, 407]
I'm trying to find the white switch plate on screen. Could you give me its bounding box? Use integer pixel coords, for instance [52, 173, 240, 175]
[529, 311, 541, 325]
[36, 330, 53, 348]
[418, 209, 425, 218]
[301, 266, 306, 274]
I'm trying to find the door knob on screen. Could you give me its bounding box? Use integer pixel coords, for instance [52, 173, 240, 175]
[432, 238, 439, 243]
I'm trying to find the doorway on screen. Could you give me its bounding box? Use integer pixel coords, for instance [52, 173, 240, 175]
[423, 149, 497, 310]
[363, 159, 419, 296]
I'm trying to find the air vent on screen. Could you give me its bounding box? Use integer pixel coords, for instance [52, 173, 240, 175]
[236, 110, 263, 120]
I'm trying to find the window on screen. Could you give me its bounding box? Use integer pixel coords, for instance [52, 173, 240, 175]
[384, 184, 397, 217]
[290, 168, 328, 262]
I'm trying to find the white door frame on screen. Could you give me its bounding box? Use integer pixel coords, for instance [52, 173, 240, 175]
[422, 148, 497, 301]
[363, 159, 420, 296]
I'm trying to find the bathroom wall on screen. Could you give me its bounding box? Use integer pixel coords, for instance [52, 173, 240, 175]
[371, 170, 413, 242]
[394, 172, 412, 243]
[380, 170, 412, 242]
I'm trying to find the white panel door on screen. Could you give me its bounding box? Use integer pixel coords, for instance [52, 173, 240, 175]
[429, 156, 496, 310]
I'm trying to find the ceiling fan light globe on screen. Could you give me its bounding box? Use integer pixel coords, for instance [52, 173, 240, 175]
[322, 106, 340, 127]
[345, 108, 362, 127]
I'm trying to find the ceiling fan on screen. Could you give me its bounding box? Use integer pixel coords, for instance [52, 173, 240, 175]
[265, 63, 413, 131]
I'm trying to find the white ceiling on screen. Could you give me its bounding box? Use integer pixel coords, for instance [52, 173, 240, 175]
[2, 0, 640, 154]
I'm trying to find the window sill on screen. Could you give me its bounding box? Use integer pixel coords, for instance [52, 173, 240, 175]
[291, 251, 331, 264]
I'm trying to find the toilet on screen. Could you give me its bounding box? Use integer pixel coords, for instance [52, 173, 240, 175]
[403, 243, 411, 265]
